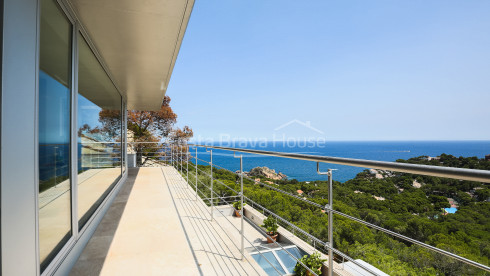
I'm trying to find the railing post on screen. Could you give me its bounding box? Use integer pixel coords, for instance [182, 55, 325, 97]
[240, 156, 244, 259]
[210, 149, 213, 220]
[195, 147, 198, 201]
[327, 169, 334, 276]
[186, 145, 189, 184]
[54, 147, 57, 185]
[234, 152, 244, 259]
[318, 163, 335, 276]
[206, 148, 213, 220]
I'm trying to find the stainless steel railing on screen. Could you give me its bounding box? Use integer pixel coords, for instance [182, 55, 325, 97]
[176, 147, 378, 275]
[128, 142, 490, 275]
[172, 150, 323, 276]
[190, 145, 490, 183]
[186, 143, 490, 275]
[126, 142, 172, 166]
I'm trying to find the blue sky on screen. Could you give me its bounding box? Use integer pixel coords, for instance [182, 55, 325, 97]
[39, 71, 104, 143]
[168, 0, 490, 141]
[39, 71, 70, 144]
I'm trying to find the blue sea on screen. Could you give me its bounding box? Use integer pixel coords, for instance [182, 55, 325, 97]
[191, 141, 490, 182]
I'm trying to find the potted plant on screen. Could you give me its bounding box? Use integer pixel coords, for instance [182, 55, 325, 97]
[232, 201, 246, 217]
[261, 215, 279, 243]
[294, 252, 327, 276]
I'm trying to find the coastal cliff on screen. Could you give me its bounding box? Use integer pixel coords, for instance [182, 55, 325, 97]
[247, 166, 287, 180]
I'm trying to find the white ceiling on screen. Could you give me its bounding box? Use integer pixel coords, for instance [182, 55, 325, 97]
[68, 0, 194, 110]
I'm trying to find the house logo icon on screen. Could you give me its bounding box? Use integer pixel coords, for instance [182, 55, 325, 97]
[274, 120, 324, 135]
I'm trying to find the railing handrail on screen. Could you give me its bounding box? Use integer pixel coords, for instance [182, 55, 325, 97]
[189, 144, 490, 183]
[188, 153, 490, 272]
[129, 142, 490, 273]
[185, 143, 490, 273]
[181, 152, 375, 275]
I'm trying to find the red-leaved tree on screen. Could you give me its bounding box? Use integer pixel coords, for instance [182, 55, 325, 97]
[96, 96, 193, 165]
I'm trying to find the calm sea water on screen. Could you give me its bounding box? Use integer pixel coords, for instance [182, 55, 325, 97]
[191, 141, 490, 182]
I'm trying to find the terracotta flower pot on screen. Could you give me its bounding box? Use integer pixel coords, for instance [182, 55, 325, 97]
[266, 233, 278, 243]
[234, 209, 241, 217]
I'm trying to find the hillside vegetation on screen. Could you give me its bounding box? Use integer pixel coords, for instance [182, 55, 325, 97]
[186, 154, 489, 275]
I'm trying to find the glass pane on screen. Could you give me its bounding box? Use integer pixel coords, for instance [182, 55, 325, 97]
[251, 252, 286, 276]
[77, 33, 122, 229]
[286, 247, 303, 259]
[38, 0, 72, 271]
[276, 247, 303, 274]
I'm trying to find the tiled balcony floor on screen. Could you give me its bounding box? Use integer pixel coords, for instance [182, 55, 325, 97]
[70, 167, 267, 276]
[40, 168, 121, 263]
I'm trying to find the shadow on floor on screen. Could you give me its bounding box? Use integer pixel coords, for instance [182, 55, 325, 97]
[69, 168, 139, 276]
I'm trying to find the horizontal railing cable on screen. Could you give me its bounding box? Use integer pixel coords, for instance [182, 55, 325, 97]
[203, 174, 380, 276]
[198, 159, 324, 208]
[190, 144, 490, 183]
[183, 159, 368, 275]
[211, 159, 484, 270]
[178, 160, 316, 275]
[330, 209, 490, 270]
[204, 183, 319, 276]
[244, 197, 382, 276]
[180, 174, 285, 276]
[192, 156, 211, 165]
[165, 167, 277, 275]
[185, 145, 490, 271]
[169, 173, 264, 276]
[163, 145, 490, 273]
[208, 179, 379, 276]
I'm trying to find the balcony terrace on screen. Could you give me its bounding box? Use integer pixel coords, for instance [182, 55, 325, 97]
[68, 144, 490, 276]
[70, 167, 268, 275]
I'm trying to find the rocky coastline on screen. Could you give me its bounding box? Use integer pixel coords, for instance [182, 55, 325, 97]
[236, 166, 287, 180]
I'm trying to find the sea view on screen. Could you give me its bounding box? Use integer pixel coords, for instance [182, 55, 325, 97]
[6, 0, 490, 275]
[193, 140, 490, 182]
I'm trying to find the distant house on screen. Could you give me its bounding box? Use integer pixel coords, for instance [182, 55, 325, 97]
[447, 198, 458, 208]
[427, 156, 440, 161]
[373, 195, 385, 201]
[412, 180, 422, 188]
[297, 190, 304, 195]
[485, 154, 490, 161]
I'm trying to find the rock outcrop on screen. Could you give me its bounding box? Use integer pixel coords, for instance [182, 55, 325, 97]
[248, 166, 287, 180]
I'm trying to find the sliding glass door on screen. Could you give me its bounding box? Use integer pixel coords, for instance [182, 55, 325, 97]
[77, 33, 122, 230]
[38, 0, 125, 272]
[38, 0, 73, 271]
